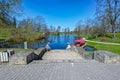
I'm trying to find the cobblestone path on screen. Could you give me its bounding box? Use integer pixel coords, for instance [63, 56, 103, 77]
[0, 60, 120, 80]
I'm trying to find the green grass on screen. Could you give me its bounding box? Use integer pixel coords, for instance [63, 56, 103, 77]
[106, 33, 120, 39]
[87, 33, 120, 43]
[89, 36, 120, 43]
[85, 33, 120, 55]
[87, 42, 120, 55]
[0, 48, 34, 53]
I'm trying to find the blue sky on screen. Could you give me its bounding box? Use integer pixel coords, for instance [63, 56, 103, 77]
[17, 0, 96, 30]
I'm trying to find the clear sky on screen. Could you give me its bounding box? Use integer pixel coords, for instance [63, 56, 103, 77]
[17, 0, 96, 30]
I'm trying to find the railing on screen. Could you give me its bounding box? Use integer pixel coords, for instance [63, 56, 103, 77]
[0, 50, 14, 63]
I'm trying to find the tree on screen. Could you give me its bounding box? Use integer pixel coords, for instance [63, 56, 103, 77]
[33, 16, 45, 32]
[84, 18, 93, 37]
[0, 0, 22, 26]
[96, 0, 120, 39]
[50, 25, 54, 32]
[56, 26, 61, 35]
[74, 20, 83, 35]
[12, 16, 16, 27]
[118, 19, 120, 32]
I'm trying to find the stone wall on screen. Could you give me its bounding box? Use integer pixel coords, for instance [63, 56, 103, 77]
[34, 48, 44, 60]
[39, 48, 47, 60]
[34, 48, 47, 60]
[67, 46, 92, 59]
[93, 50, 120, 64]
[9, 51, 35, 65]
[67, 46, 120, 64]
[6, 48, 48, 65]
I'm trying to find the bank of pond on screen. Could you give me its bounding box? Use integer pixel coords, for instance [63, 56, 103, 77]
[0, 35, 120, 54]
[0, 35, 95, 50]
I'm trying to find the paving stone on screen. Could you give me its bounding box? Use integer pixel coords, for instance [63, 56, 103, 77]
[0, 60, 120, 80]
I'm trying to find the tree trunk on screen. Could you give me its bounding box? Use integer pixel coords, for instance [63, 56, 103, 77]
[96, 34, 98, 39]
[112, 25, 116, 39]
[112, 30, 115, 39]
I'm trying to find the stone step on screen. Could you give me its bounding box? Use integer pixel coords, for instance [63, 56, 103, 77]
[30, 59, 101, 64]
[42, 50, 83, 60]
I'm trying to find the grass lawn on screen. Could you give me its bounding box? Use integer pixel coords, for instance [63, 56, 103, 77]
[0, 48, 34, 53]
[88, 33, 120, 43]
[87, 42, 120, 55]
[86, 33, 120, 55]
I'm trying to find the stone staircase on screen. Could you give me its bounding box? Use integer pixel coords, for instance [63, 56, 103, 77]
[42, 50, 83, 60]
[1, 47, 120, 65]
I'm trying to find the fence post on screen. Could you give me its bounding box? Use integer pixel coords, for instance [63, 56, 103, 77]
[24, 41, 28, 49]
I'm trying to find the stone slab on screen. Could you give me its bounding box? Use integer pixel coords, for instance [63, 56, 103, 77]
[93, 50, 120, 64]
[42, 50, 83, 60]
[9, 51, 35, 65]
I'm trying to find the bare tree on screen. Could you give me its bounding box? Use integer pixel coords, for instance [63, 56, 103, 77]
[34, 16, 45, 32]
[96, 0, 120, 39]
[84, 18, 93, 37]
[118, 20, 120, 32]
[0, 0, 22, 26]
[75, 20, 83, 35]
[56, 26, 61, 33]
[50, 25, 54, 32]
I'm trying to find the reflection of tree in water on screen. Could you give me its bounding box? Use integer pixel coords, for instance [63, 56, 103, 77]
[64, 35, 80, 44]
[57, 35, 60, 43]
[49, 35, 55, 43]
[64, 35, 69, 43]
[8, 35, 80, 49]
[47, 35, 60, 43]
[45, 35, 70, 44]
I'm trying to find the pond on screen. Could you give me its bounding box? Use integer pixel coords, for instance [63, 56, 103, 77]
[7, 35, 95, 51]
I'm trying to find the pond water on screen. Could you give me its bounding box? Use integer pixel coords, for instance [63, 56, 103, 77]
[8, 35, 95, 51]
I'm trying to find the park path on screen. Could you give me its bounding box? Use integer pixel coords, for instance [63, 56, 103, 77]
[0, 49, 120, 80]
[0, 60, 120, 80]
[86, 40, 120, 45]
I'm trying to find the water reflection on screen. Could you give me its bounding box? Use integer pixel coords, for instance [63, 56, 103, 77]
[8, 35, 79, 49]
[46, 35, 78, 50]
[48, 35, 77, 44]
